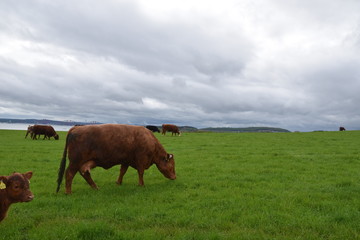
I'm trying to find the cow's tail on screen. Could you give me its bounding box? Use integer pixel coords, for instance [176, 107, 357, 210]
[56, 132, 70, 193]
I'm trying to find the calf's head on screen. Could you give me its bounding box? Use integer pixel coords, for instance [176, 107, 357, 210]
[156, 154, 176, 180]
[0, 172, 34, 203]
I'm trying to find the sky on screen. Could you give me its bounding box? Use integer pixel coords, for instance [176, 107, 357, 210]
[1, 0, 360, 131]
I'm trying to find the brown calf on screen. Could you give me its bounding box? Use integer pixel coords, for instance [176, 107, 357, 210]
[0, 172, 33, 222]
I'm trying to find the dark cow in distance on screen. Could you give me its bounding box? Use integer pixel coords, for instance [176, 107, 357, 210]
[25, 125, 34, 139]
[56, 124, 176, 194]
[32, 125, 59, 140]
[162, 124, 181, 136]
[0, 172, 34, 222]
[339, 127, 346, 131]
[146, 125, 160, 133]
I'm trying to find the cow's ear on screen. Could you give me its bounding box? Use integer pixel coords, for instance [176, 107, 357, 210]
[24, 171, 33, 180]
[167, 154, 173, 161]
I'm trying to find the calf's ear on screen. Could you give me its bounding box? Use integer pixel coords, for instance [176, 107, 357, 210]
[24, 171, 33, 180]
[0, 176, 7, 182]
[0, 176, 7, 189]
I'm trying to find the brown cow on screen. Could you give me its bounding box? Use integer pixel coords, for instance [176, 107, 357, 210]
[339, 127, 346, 131]
[162, 124, 181, 136]
[56, 124, 176, 194]
[0, 172, 34, 222]
[25, 125, 34, 139]
[32, 125, 59, 140]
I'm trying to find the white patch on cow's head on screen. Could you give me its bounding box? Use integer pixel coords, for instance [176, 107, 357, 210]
[166, 153, 174, 161]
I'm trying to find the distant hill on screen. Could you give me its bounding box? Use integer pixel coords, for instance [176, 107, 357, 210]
[179, 126, 198, 132]
[0, 118, 101, 126]
[199, 127, 290, 133]
[166, 126, 290, 133]
[0, 119, 290, 133]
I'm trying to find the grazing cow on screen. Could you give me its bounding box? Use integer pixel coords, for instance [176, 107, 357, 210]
[0, 172, 34, 222]
[56, 124, 176, 194]
[25, 125, 34, 139]
[32, 125, 59, 140]
[339, 127, 346, 131]
[162, 124, 181, 136]
[146, 125, 160, 133]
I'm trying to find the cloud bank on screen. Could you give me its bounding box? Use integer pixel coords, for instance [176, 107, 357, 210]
[1, 0, 360, 131]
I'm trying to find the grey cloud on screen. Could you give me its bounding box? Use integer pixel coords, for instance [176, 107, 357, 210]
[1, 0, 360, 131]
[2, 1, 253, 77]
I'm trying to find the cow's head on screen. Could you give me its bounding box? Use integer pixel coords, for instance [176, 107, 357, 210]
[1, 172, 34, 203]
[156, 154, 176, 180]
[54, 134, 59, 140]
[25, 126, 34, 138]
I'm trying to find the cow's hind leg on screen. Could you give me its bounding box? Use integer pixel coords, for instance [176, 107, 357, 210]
[80, 161, 98, 190]
[65, 163, 79, 194]
[116, 165, 129, 185]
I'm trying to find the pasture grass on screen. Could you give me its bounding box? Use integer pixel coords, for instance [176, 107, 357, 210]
[0, 129, 360, 239]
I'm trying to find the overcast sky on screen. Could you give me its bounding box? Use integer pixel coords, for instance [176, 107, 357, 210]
[1, 0, 360, 131]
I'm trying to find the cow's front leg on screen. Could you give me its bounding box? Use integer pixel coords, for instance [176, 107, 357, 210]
[137, 168, 145, 186]
[116, 165, 129, 185]
[80, 161, 98, 189]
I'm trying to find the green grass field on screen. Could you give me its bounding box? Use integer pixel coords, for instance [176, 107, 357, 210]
[0, 129, 359, 239]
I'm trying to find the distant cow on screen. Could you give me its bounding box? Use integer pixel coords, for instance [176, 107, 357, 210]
[0, 172, 34, 222]
[56, 124, 176, 194]
[146, 125, 160, 133]
[162, 124, 181, 136]
[25, 125, 34, 139]
[339, 127, 346, 131]
[32, 125, 59, 140]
